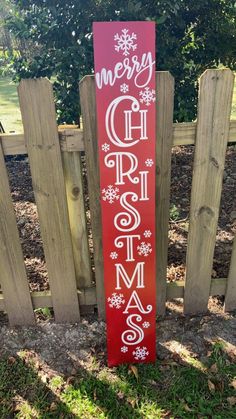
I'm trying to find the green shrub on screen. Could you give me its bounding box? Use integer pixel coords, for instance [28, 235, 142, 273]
[4, 0, 236, 124]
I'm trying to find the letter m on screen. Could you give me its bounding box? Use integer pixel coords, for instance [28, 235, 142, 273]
[115, 262, 145, 290]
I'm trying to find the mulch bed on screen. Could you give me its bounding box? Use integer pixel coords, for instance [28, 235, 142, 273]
[4, 145, 236, 293]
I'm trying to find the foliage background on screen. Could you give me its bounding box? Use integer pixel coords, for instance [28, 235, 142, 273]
[1, 0, 236, 123]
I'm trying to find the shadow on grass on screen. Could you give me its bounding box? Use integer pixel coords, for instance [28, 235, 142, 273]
[1, 333, 236, 418]
[0, 352, 145, 418]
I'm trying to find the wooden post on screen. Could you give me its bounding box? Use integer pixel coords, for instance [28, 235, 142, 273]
[156, 71, 174, 316]
[184, 69, 235, 314]
[79, 76, 105, 319]
[18, 78, 80, 323]
[0, 141, 35, 325]
[224, 235, 236, 311]
[62, 151, 92, 288]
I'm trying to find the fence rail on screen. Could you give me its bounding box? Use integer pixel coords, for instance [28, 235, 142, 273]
[0, 69, 235, 324]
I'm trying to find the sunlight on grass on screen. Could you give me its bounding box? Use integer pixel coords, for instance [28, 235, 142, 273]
[0, 76, 22, 133]
[0, 343, 236, 418]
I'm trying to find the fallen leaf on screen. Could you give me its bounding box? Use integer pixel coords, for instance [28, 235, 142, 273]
[129, 365, 139, 381]
[127, 397, 136, 408]
[208, 379, 215, 393]
[216, 379, 224, 392]
[117, 391, 125, 400]
[93, 389, 97, 401]
[162, 411, 172, 417]
[229, 378, 236, 389]
[209, 363, 218, 373]
[8, 356, 16, 365]
[183, 403, 193, 412]
[41, 374, 48, 384]
[147, 379, 158, 386]
[227, 396, 236, 406]
[66, 376, 75, 385]
[50, 402, 58, 412]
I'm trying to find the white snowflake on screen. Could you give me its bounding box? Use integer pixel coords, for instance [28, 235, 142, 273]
[114, 28, 137, 56]
[137, 242, 152, 257]
[120, 83, 129, 93]
[107, 293, 125, 309]
[121, 346, 128, 353]
[143, 230, 152, 238]
[102, 143, 110, 152]
[133, 346, 149, 361]
[102, 185, 120, 204]
[145, 158, 154, 167]
[110, 251, 118, 260]
[142, 321, 150, 329]
[139, 87, 156, 106]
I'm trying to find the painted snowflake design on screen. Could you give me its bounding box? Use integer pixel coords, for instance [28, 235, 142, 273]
[139, 87, 156, 106]
[110, 251, 118, 260]
[121, 346, 128, 353]
[137, 242, 152, 257]
[120, 83, 129, 93]
[143, 230, 152, 238]
[142, 321, 150, 329]
[114, 29, 137, 56]
[145, 158, 154, 167]
[102, 185, 120, 204]
[108, 293, 125, 309]
[102, 143, 110, 152]
[133, 346, 149, 361]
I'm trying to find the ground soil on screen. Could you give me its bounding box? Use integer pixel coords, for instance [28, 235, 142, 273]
[0, 301, 235, 376]
[4, 145, 236, 294]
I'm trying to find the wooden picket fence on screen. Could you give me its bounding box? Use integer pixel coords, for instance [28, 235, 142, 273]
[0, 69, 236, 325]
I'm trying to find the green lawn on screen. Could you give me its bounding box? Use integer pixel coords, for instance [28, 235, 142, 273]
[0, 342, 236, 418]
[0, 76, 23, 132]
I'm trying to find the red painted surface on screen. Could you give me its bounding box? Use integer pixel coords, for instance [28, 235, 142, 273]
[93, 21, 156, 366]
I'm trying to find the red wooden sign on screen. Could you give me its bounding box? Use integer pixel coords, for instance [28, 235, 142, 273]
[93, 21, 156, 366]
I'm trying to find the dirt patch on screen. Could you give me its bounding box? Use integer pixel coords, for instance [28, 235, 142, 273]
[4, 145, 236, 293]
[0, 302, 235, 375]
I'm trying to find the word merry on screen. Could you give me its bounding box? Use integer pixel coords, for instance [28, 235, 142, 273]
[96, 52, 155, 89]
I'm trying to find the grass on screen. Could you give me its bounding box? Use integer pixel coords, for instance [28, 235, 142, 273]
[0, 342, 236, 418]
[0, 76, 23, 132]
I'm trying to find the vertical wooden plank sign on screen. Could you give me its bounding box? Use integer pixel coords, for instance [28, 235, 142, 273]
[93, 21, 156, 366]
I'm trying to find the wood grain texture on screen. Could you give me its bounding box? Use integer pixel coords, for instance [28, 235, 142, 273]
[62, 151, 92, 288]
[0, 278, 228, 313]
[59, 128, 84, 152]
[18, 78, 80, 323]
[156, 72, 175, 315]
[0, 141, 35, 325]
[79, 76, 105, 319]
[1, 120, 236, 156]
[184, 69, 235, 314]
[224, 235, 236, 311]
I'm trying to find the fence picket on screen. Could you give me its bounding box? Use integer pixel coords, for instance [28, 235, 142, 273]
[156, 72, 174, 315]
[0, 141, 35, 325]
[62, 151, 92, 288]
[79, 76, 105, 318]
[184, 69, 235, 314]
[18, 78, 80, 323]
[224, 235, 236, 311]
